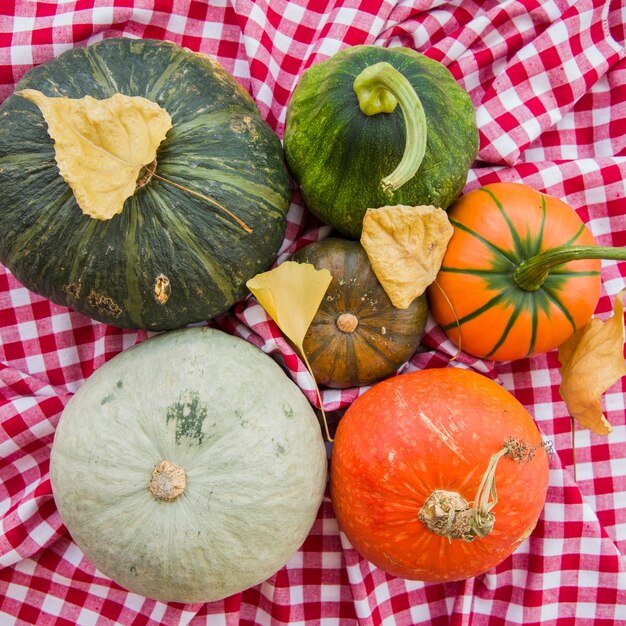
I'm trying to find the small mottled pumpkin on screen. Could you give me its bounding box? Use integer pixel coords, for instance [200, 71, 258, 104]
[50, 327, 328, 603]
[0, 38, 290, 330]
[292, 238, 428, 388]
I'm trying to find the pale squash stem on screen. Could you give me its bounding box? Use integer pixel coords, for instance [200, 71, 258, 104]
[352, 62, 427, 194]
[514, 245, 626, 292]
[144, 166, 253, 234]
[472, 447, 505, 526]
[471, 438, 550, 536]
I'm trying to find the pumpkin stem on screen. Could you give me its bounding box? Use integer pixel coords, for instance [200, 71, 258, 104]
[142, 165, 253, 234]
[136, 157, 157, 190]
[419, 437, 550, 542]
[336, 312, 358, 333]
[514, 245, 626, 292]
[149, 460, 187, 502]
[353, 62, 427, 194]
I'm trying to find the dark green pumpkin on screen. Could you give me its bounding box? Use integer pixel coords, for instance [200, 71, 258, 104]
[283, 45, 478, 238]
[292, 238, 428, 388]
[0, 38, 290, 330]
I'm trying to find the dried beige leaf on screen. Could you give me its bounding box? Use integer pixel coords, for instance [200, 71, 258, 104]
[558, 290, 626, 435]
[360, 204, 453, 309]
[247, 261, 334, 441]
[18, 89, 172, 220]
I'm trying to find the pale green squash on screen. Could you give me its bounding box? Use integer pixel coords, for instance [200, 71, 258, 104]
[50, 327, 328, 603]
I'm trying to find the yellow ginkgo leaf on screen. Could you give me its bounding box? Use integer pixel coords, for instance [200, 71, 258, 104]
[360, 204, 453, 309]
[558, 290, 626, 435]
[246, 261, 332, 353]
[247, 261, 333, 439]
[18, 89, 172, 220]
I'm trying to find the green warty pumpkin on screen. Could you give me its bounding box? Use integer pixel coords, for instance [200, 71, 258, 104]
[283, 45, 479, 238]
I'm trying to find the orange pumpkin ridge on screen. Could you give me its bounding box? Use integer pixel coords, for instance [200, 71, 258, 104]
[427, 182, 625, 361]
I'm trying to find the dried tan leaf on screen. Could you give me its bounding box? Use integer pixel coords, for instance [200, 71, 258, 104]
[18, 89, 172, 220]
[558, 290, 626, 435]
[247, 261, 334, 441]
[360, 204, 453, 309]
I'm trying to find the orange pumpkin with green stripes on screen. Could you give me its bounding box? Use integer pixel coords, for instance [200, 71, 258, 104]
[429, 182, 624, 361]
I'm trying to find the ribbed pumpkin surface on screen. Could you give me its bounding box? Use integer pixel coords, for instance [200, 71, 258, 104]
[0, 38, 290, 330]
[292, 238, 427, 388]
[330, 368, 550, 582]
[429, 183, 601, 361]
[50, 327, 328, 603]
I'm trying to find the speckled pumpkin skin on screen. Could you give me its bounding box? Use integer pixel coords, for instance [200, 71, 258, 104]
[0, 38, 290, 330]
[330, 368, 550, 582]
[50, 328, 328, 603]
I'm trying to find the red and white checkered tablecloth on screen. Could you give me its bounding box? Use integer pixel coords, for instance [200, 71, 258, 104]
[1, 0, 626, 624]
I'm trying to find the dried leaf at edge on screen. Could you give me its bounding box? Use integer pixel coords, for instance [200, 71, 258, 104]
[361, 204, 453, 309]
[558, 290, 626, 435]
[247, 261, 333, 440]
[18, 89, 172, 220]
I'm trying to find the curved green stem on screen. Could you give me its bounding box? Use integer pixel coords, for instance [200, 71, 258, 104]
[353, 61, 427, 194]
[514, 245, 626, 292]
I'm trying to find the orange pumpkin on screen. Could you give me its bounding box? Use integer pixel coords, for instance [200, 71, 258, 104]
[428, 182, 619, 361]
[330, 367, 550, 582]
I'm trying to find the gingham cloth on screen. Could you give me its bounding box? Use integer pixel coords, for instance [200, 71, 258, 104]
[1, 0, 626, 624]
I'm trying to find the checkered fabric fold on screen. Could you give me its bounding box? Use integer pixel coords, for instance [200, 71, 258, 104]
[1, 1, 626, 624]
